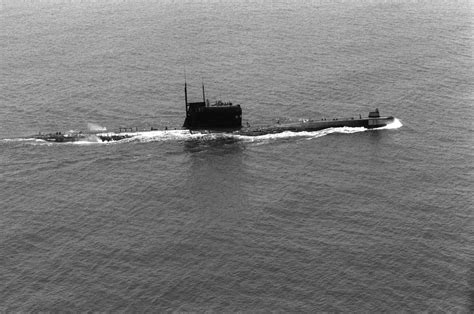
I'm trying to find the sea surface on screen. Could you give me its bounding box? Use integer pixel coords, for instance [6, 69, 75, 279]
[1, 0, 473, 311]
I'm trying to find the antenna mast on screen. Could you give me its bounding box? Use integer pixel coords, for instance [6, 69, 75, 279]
[184, 68, 188, 113]
[202, 78, 206, 106]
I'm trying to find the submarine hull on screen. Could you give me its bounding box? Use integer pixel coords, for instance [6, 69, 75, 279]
[34, 133, 87, 142]
[236, 116, 395, 136]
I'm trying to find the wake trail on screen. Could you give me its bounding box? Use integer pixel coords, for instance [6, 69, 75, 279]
[2, 118, 402, 145]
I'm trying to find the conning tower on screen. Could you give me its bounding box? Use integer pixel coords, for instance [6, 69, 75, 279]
[367, 108, 387, 128]
[182, 81, 242, 130]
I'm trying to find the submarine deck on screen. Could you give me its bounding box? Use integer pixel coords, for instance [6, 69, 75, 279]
[234, 116, 395, 136]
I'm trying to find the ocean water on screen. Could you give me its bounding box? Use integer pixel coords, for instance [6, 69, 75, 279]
[1, 0, 473, 311]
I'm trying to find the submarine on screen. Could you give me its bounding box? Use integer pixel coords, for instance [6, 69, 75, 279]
[182, 81, 394, 135]
[32, 81, 395, 143]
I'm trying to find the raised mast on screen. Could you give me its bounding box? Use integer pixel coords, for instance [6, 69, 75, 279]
[202, 81, 206, 106]
[184, 70, 188, 113]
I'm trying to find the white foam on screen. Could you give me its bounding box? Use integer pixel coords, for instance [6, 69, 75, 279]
[71, 135, 102, 145]
[95, 129, 230, 144]
[234, 126, 369, 142]
[1, 138, 35, 142]
[378, 118, 403, 130]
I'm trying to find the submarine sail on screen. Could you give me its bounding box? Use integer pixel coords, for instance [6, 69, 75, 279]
[182, 81, 242, 130]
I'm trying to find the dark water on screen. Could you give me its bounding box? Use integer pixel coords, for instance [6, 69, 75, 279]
[1, 0, 473, 311]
